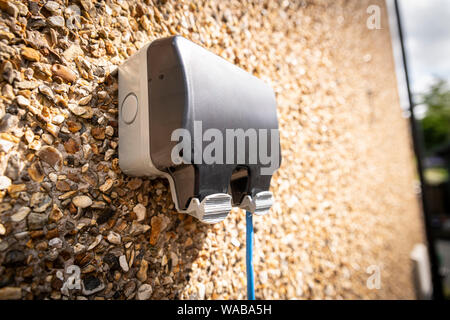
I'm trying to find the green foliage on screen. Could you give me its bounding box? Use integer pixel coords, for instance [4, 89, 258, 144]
[419, 80, 450, 152]
[424, 167, 448, 185]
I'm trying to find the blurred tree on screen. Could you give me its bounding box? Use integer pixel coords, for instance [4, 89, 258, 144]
[419, 80, 450, 152]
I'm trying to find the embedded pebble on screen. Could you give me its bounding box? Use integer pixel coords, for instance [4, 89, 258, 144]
[127, 178, 142, 190]
[73, 243, 85, 254]
[63, 45, 83, 62]
[104, 149, 115, 161]
[91, 127, 105, 140]
[72, 195, 92, 208]
[36, 146, 63, 170]
[38, 85, 54, 99]
[11, 207, 31, 222]
[107, 231, 121, 245]
[48, 173, 58, 183]
[230, 238, 240, 248]
[16, 95, 30, 108]
[28, 162, 44, 182]
[68, 104, 86, 116]
[0, 287, 21, 300]
[99, 179, 113, 193]
[0, 176, 11, 190]
[0, 114, 18, 132]
[52, 115, 65, 125]
[0, 139, 15, 153]
[21, 47, 41, 62]
[42, 133, 54, 145]
[27, 212, 48, 230]
[56, 181, 71, 192]
[105, 126, 114, 136]
[49, 238, 63, 248]
[133, 204, 146, 222]
[149, 215, 168, 245]
[63, 138, 79, 154]
[137, 259, 148, 282]
[87, 234, 102, 250]
[78, 95, 92, 106]
[49, 204, 63, 222]
[15, 81, 38, 90]
[44, 1, 60, 13]
[82, 276, 105, 295]
[119, 255, 129, 272]
[137, 284, 153, 300]
[51, 64, 77, 82]
[48, 15, 65, 28]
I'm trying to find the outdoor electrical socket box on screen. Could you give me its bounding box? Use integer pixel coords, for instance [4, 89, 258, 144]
[119, 36, 281, 223]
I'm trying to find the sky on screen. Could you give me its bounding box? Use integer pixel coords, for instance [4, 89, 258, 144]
[399, 0, 450, 94]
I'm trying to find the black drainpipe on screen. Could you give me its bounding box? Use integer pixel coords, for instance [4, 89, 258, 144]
[394, 0, 443, 300]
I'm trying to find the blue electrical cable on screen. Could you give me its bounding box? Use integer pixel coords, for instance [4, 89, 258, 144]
[246, 210, 255, 300]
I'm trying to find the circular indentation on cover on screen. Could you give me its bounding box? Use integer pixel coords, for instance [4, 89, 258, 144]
[121, 93, 138, 124]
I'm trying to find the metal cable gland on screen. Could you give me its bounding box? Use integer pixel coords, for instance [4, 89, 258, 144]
[185, 193, 232, 224]
[240, 191, 274, 215]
